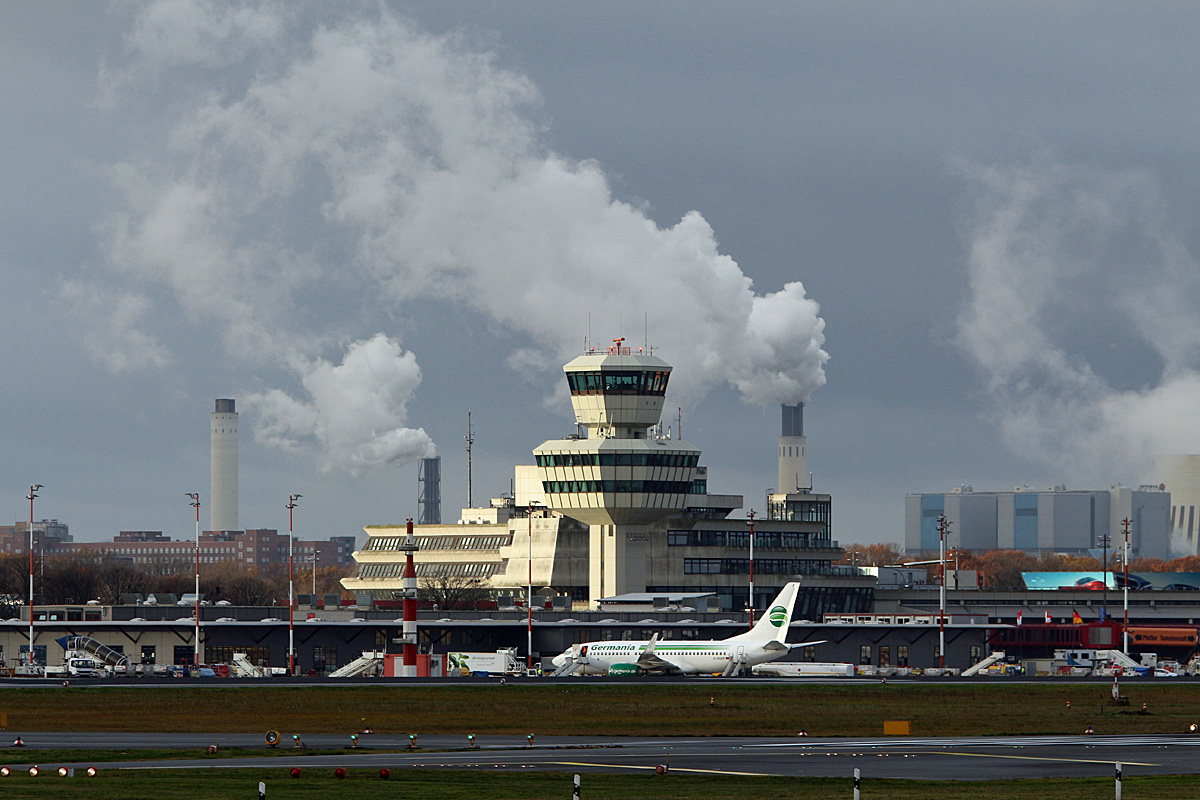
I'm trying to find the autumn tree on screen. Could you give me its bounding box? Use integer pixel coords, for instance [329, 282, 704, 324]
[973, 550, 1038, 590]
[835, 542, 906, 567]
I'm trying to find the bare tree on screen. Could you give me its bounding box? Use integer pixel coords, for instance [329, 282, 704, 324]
[419, 574, 489, 610]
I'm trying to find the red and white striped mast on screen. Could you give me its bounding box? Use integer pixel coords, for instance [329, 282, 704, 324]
[400, 518, 419, 677]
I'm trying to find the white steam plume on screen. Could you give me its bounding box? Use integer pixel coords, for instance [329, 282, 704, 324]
[957, 153, 1200, 484]
[78, 3, 827, 470]
[247, 335, 434, 473]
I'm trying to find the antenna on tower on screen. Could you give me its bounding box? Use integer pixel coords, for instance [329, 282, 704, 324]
[465, 412, 474, 509]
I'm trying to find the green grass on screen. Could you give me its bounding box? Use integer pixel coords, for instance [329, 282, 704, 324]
[0, 768, 1196, 800]
[2, 683, 1200, 737]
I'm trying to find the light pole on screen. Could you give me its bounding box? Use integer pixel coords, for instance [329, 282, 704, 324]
[527, 503, 533, 672]
[1122, 517, 1131, 656]
[311, 548, 318, 603]
[26, 484, 42, 668]
[187, 492, 201, 667]
[287, 493, 302, 676]
[937, 514, 950, 669]
[747, 510, 756, 629]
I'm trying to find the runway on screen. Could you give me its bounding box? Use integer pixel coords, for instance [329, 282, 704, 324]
[4, 733, 1198, 780]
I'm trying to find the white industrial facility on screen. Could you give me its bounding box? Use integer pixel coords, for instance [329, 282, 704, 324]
[904, 485, 1171, 559]
[1156, 455, 1200, 556]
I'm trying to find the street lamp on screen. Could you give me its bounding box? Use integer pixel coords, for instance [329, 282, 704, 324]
[747, 510, 756, 629]
[187, 493, 201, 667]
[286, 494, 302, 676]
[937, 514, 951, 669]
[527, 502, 533, 673]
[1122, 517, 1132, 656]
[26, 484, 42, 669]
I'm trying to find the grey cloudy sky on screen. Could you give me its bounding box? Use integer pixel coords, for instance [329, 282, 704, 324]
[3, 2, 1200, 548]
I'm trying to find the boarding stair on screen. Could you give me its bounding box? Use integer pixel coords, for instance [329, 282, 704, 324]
[329, 651, 385, 678]
[231, 652, 265, 678]
[549, 643, 589, 677]
[56, 636, 129, 668]
[962, 650, 1007, 677]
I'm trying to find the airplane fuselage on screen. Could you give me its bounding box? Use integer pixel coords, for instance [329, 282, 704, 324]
[558, 638, 773, 676]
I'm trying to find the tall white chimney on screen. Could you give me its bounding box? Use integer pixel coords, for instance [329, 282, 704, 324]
[778, 403, 807, 493]
[211, 398, 239, 531]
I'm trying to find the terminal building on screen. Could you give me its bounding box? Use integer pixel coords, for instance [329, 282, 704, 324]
[904, 485, 1171, 559]
[343, 345, 868, 617]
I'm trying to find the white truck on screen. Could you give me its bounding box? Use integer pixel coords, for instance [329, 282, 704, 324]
[447, 648, 523, 676]
[45, 656, 106, 678]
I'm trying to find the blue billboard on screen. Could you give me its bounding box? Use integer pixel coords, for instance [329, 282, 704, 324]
[1022, 572, 1200, 590]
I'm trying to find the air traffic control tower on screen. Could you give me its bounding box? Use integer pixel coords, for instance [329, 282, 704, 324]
[534, 341, 700, 605]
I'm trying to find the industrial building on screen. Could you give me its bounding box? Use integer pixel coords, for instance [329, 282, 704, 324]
[904, 485, 1171, 559]
[1157, 454, 1200, 556]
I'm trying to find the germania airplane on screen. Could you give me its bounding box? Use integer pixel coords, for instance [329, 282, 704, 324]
[549, 582, 822, 676]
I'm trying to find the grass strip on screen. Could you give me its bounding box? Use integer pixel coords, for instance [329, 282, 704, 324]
[0, 767, 1196, 800]
[3, 683, 1200, 737]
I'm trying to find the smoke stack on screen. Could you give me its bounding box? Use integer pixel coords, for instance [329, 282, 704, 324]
[418, 456, 442, 524]
[778, 403, 807, 493]
[211, 399, 239, 531]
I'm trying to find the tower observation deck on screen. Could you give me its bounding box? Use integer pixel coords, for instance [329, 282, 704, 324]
[535, 341, 700, 604]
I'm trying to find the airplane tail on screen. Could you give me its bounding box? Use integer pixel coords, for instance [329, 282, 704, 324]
[729, 582, 800, 644]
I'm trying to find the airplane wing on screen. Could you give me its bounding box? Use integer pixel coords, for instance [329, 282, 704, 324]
[633, 633, 686, 673]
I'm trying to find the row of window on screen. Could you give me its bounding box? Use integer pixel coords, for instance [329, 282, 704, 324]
[536, 451, 699, 468]
[667, 530, 833, 549]
[682, 558, 832, 575]
[566, 370, 670, 396]
[369, 535, 512, 551]
[766, 500, 831, 524]
[542, 480, 694, 495]
[415, 562, 497, 578]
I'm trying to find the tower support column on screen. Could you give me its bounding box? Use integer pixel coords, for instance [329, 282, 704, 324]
[588, 524, 650, 606]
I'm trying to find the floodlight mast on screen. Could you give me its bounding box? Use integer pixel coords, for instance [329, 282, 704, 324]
[747, 509, 756, 630]
[27, 484, 42, 669]
[1122, 517, 1131, 656]
[937, 514, 951, 669]
[187, 492, 201, 666]
[287, 494, 302, 676]
[527, 503, 533, 671]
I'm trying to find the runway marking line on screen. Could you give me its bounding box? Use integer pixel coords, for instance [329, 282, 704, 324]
[919, 751, 1159, 767]
[550, 761, 771, 776]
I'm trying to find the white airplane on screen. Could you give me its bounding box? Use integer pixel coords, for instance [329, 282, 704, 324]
[549, 582, 822, 676]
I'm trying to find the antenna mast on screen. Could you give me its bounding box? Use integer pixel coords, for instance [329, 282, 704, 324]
[465, 411, 475, 509]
